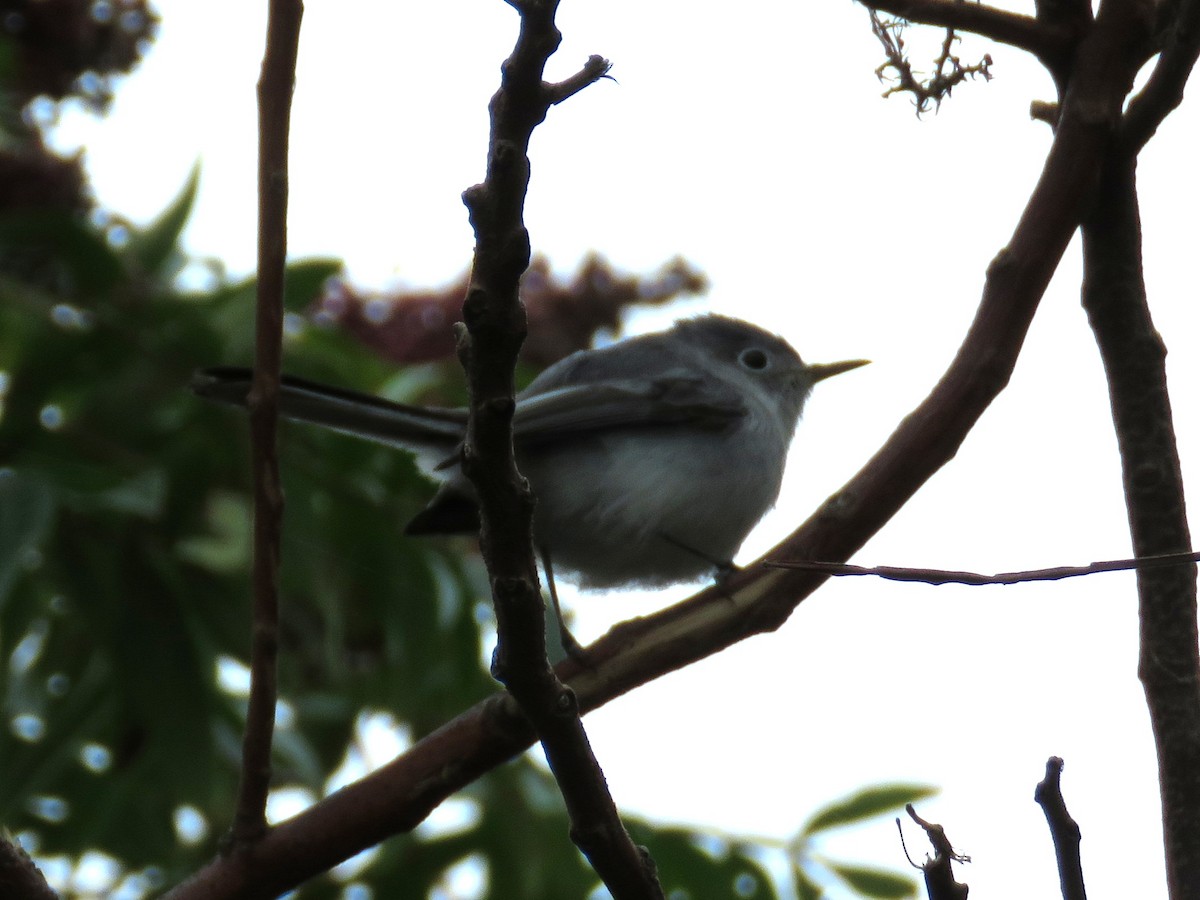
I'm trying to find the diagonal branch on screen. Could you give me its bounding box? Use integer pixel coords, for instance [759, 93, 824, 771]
[0, 835, 55, 900]
[567, 0, 1152, 690]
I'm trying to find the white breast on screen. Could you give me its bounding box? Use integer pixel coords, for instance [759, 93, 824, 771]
[523, 413, 789, 590]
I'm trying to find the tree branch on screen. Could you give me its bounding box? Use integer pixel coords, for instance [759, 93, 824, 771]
[166, 1, 1157, 895]
[1081, 153, 1200, 898]
[0, 835, 56, 900]
[545, 53, 613, 104]
[1121, 0, 1200, 152]
[858, 0, 1075, 68]
[870, 12, 993, 113]
[1034, 757, 1086, 900]
[904, 805, 969, 900]
[768, 550, 1200, 586]
[456, 4, 654, 898]
[568, 0, 1152, 687]
[229, 0, 303, 850]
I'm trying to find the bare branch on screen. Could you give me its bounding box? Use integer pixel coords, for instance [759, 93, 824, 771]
[0, 835, 56, 900]
[456, 3, 657, 898]
[904, 805, 969, 900]
[1081, 155, 1200, 897]
[1030, 98, 1061, 126]
[1034, 758, 1086, 900]
[228, 0, 303, 851]
[767, 550, 1200, 586]
[870, 12, 993, 113]
[544, 53, 613, 105]
[859, 0, 1074, 66]
[1122, 0, 1200, 151]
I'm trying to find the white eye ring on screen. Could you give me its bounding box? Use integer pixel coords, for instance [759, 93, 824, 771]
[739, 348, 770, 371]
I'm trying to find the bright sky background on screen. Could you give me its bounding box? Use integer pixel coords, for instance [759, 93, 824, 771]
[48, 1, 1200, 897]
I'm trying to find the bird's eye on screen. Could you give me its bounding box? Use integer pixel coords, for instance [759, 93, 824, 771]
[739, 348, 770, 371]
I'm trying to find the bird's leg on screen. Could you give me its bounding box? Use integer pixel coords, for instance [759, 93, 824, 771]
[540, 546, 589, 664]
[657, 531, 740, 583]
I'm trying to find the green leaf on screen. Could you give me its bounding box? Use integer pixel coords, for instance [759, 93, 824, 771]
[0, 469, 55, 610]
[127, 163, 200, 277]
[0, 211, 124, 294]
[469, 763, 599, 899]
[828, 862, 917, 899]
[802, 783, 937, 836]
[282, 258, 343, 311]
[626, 825, 780, 900]
[176, 490, 251, 573]
[38, 465, 167, 519]
[90, 468, 168, 518]
[793, 862, 824, 900]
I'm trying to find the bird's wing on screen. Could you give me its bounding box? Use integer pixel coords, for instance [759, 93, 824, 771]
[193, 367, 745, 456]
[512, 375, 746, 445]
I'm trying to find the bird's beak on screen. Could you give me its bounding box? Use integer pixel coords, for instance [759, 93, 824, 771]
[806, 358, 871, 383]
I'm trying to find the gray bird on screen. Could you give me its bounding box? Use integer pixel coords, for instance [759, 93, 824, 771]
[192, 315, 868, 593]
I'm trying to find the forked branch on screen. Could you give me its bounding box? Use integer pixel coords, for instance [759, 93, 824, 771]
[860, 0, 1074, 68]
[456, 2, 657, 897]
[870, 12, 992, 113]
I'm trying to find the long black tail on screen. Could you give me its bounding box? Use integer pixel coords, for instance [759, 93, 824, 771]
[190, 367, 465, 461]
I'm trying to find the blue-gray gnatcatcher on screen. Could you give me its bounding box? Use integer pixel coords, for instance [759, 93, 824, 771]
[192, 315, 867, 591]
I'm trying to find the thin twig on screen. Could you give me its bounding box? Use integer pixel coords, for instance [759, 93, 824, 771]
[457, 4, 657, 899]
[545, 53, 613, 104]
[229, 0, 303, 851]
[870, 12, 993, 113]
[1034, 758, 1086, 900]
[905, 805, 969, 900]
[767, 550, 1200, 586]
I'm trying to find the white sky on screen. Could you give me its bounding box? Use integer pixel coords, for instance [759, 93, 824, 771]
[48, 1, 1200, 897]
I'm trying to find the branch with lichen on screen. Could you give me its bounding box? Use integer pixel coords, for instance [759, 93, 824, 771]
[858, 0, 1073, 67]
[870, 11, 993, 113]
